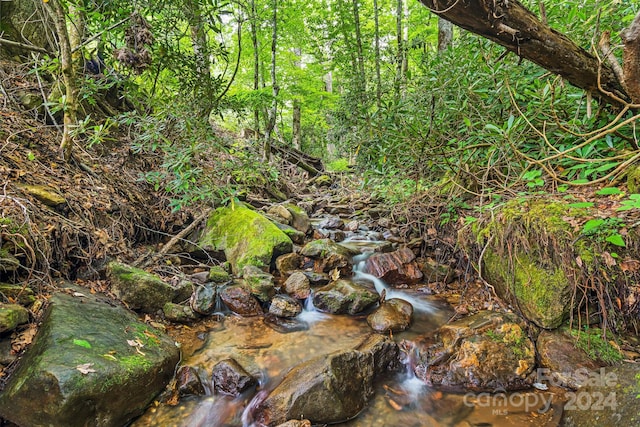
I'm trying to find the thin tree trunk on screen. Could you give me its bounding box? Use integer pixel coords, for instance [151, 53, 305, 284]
[438, 17, 453, 51]
[395, 0, 404, 101]
[292, 99, 301, 149]
[250, 0, 261, 141]
[264, 0, 279, 161]
[373, 0, 382, 107]
[416, 0, 630, 106]
[352, 0, 366, 94]
[46, 0, 79, 161]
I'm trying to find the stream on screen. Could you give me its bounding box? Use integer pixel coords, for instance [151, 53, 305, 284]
[133, 238, 560, 427]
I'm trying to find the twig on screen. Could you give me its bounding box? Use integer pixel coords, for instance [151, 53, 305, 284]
[71, 16, 131, 53]
[133, 209, 211, 268]
[0, 37, 52, 55]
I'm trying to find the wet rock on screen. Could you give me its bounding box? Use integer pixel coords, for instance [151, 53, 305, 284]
[313, 279, 378, 315]
[275, 420, 311, 427]
[344, 220, 359, 232]
[367, 298, 413, 333]
[561, 363, 640, 426]
[302, 271, 330, 287]
[176, 365, 206, 397]
[190, 283, 218, 315]
[283, 272, 311, 300]
[0, 286, 180, 427]
[189, 271, 210, 284]
[274, 223, 306, 244]
[355, 334, 401, 373]
[326, 205, 352, 215]
[269, 294, 303, 318]
[254, 335, 397, 426]
[267, 205, 293, 224]
[208, 265, 231, 283]
[419, 257, 456, 284]
[264, 313, 309, 333]
[363, 247, 423, 285]
[173, 279, 195, 303]
[415, 311, 535, 392]
[0, 303, 29, 333]
[318, 216, 344, 229]
[211, 358, 257, 396]
[242, 265, 276, 303]
[536, 329, 605, 389]
[107, 261, 175, 313]
[219, 284, 263, 317]
[300, 239, 355, 274]
[163, 302, 198, 323]
[198, 203, 293, 273]
[284, 204, 311, 234]
[275, 253, 303, 275]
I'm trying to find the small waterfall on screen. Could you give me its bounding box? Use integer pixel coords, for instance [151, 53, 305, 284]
[352, 257, 435, 313]
[297, 291, 329, 323]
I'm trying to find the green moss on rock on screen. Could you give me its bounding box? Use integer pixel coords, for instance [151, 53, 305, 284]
[0, 303, 29, 333]
[107, 262, 175, 313]
[199, 203, 293, 273]
[484, 249, 571, 329]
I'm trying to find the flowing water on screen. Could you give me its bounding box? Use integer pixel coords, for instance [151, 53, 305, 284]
[133, 240, 562, 427]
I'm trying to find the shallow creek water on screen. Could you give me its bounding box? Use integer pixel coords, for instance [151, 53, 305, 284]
[133, 244, 561, 427]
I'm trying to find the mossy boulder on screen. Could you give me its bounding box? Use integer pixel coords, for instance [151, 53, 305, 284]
[312, 279, 379, 315]
[0, 303, 29, 333]
[284, 204, 311, 234]
[208, 265, 231, 283]
[0, 283, 35, 306]
[0, 286, 179, 427]
[300, 239, 356, 274]
[483, 250, 571, 329]
[470, 199, 583, 329]
[199, 203, 293, 274]
[107, 262, 175, 313]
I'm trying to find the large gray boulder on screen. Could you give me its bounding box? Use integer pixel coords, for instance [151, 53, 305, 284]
[0, 286, 180, 427]
[254, 335, 399, 426]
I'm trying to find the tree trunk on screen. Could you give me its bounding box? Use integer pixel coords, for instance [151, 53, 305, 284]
[250, 0, 261, 141]
[264, 0, 279, 161]
[373, 0, 382, 107]
[438, 17, 453, 51]
[621, 11, 640, 104]
[352, 0, 366, 94]
[46, 0, 79, 161]
[395, 0, 404, 101]
[416, 0, 630, 106]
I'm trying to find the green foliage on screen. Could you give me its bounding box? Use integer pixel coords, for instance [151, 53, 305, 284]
[326, 158, 351, 172]
[580, 217, 625, 248]
[617, 194, 640, 211]
[569, 327, 623, 364]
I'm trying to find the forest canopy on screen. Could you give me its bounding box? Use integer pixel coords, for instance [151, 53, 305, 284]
[0, 0, 638, 208]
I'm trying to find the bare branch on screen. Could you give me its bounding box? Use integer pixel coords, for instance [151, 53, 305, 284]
[0, 37, 53, 55]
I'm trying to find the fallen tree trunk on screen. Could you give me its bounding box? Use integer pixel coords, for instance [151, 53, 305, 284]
[270, 141, 325, 176]
[417, 0, 631, 106]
